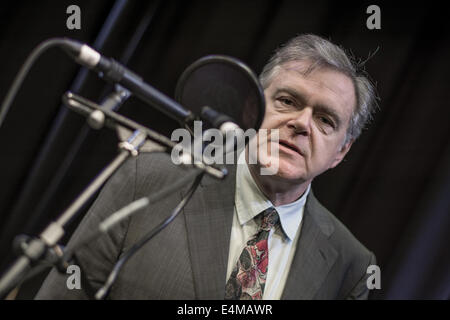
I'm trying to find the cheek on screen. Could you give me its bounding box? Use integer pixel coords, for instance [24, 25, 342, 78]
[260, 110, 287, 130]
[260, 98, 285, 129]
[260, 112, 275, 129]
[310, 135, 342, 168]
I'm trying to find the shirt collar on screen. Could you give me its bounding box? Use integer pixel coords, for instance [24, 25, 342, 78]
[235, 150, 310, 241]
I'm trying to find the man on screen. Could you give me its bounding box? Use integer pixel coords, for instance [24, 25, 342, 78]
[36, 34, 377, 300]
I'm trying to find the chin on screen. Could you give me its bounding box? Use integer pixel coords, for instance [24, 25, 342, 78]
[273, 164, 307, 182]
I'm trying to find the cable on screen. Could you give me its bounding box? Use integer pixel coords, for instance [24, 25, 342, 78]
[95, 170, 205, 299]
[1, 166, 202, 298]
[0, 38, 69, 129]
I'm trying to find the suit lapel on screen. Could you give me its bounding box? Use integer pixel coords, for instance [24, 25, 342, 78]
[282, 192, 338, 299]
[183, 164, 338, 300]
[183, 164, 237, 299]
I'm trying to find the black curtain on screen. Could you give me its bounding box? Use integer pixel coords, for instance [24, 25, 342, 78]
[0, 0, 448, 299]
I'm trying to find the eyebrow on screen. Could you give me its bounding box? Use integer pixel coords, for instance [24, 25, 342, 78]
[273, 87, 343, 129]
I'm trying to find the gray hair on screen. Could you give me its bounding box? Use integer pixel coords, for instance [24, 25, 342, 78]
[260, 34, 378, 144]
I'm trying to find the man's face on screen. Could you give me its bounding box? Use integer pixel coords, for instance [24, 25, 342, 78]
[255, 60, 356, 184]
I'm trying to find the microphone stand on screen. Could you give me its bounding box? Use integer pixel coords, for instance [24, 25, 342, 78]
[0, 135, 143, 298]
[0, 92, 227, 299]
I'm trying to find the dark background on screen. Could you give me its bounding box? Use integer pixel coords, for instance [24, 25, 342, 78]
[0, 0, 448, 299]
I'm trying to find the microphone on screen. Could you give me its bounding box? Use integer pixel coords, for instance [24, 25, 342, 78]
[59, 39, 242, 135]
[200, 106, 240, 135]
[60, 39, 194, 126]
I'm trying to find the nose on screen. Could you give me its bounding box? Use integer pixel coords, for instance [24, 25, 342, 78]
[286, 108, 312, 136]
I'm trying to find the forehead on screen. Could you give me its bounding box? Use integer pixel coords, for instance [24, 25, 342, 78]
[267, 60, 356, 120]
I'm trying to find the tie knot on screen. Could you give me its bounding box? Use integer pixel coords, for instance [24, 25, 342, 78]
[258, 207, 279, 231]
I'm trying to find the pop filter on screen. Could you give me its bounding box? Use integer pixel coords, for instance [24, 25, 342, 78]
[175, 55, 265, 131]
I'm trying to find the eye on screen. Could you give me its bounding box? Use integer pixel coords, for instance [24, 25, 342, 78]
[277, 97, 295, 107]
[320, 116, 331, 125]
[318, 115, 335, 129]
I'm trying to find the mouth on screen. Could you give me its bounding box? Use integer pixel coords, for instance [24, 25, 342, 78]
[278, 139, 303, 156]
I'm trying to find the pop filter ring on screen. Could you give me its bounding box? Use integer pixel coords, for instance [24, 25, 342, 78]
[175, 55, 265, 131]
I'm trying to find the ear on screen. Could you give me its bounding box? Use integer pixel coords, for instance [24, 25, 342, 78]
[329, 139, 354, 169]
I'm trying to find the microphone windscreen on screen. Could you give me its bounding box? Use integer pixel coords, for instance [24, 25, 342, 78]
[175, 55, 265, 131]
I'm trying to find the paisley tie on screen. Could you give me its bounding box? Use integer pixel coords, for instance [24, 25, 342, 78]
[225, 207, 280, 300]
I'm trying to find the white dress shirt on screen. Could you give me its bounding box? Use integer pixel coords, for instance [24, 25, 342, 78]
[226, 151, 310, 300]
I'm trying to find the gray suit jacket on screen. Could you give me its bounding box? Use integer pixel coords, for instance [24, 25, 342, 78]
[35, 152, 376, 300]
